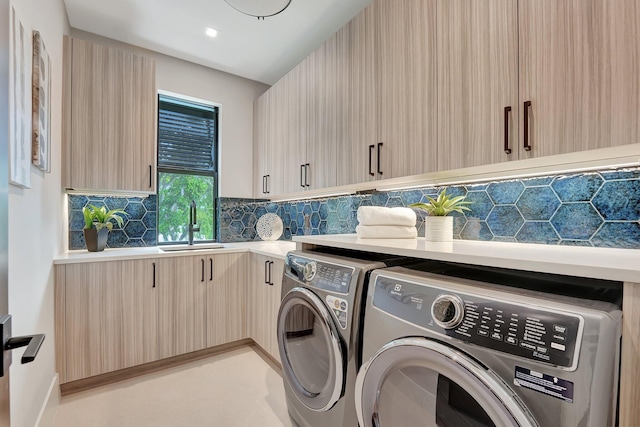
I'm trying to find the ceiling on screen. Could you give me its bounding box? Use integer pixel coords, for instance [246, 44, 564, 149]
[63, 0, 372, 85]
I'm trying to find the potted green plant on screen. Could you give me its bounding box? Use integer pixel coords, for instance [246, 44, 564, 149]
[410, 189, 472, 242]
[82, 204, 128, 252]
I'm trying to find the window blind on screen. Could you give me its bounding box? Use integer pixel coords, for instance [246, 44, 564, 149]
[158, 96, 217, 173]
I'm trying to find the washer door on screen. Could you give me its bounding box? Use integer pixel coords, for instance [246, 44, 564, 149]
[277, 287, 345, 412]
[356, 338, 538, 427]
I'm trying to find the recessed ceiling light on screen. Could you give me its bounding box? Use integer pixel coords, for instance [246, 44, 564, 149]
[205, 27, 219, 38]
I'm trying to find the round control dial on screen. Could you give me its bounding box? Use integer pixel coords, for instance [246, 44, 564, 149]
[303, 262, 317, 281]
[431, 294, 465, 329]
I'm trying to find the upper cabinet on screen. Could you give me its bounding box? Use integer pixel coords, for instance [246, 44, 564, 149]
[518, 0, 640, 158]
[375, 0, 438, 180]
[256, 0, 438, 196]
[338, 6, 377, 186]
[437, 0, 519, 170]
[339, 0, 439, 185]
[255, 87, 280, 197]
[63, 37, 157, 193]
[254, 0, 639, 197]
[438, 0, 640, 170]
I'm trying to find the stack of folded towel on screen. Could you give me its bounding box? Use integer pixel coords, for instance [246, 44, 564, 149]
[355, 206, 418, 239]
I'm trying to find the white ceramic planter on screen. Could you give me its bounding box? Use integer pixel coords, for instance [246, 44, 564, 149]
[424, 216, 453, 242]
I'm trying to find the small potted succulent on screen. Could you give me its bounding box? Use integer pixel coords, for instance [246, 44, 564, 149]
[82, 204, 128, 252]
[410, 189, 472, 242]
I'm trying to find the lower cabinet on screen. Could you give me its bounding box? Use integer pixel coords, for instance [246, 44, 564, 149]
[157, 255, 207, 359]
[55, 252, 250, 384]
[247, 253, 284, 361]
[206, 252, 247, 347]
[59, 258, 158, 383]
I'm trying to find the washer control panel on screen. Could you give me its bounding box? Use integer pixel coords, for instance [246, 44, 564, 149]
[373, 274, 583, 369]
[431, 295, 465, 329]
[286, 254, 355, 295]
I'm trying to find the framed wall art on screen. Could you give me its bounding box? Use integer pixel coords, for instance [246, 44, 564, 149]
[32, 30, 51, 172]
[9, 6, 32, 188]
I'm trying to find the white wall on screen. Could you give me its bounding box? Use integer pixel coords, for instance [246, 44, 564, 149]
[7, 0, 69, 426]
[70, 29, 270, 198]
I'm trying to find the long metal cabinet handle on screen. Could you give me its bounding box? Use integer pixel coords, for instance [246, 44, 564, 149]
[262, 175, 267, 194]
[504, 106, 512, 154]
[264, 260, 270, 284]
[148, 165, 152, 188]
[377, 143, 383, 175]
[523, 101, 532, 151]
[368, 145, 375, 176]
[266, 175, 270, 194]
[305, 164, 310, 187]
[209, 258, 213, 281]
[201, 259, 205, 282]
[268, 261, 274, 286]
[300, 165, 305, 188]
[152, 262, 156, 288]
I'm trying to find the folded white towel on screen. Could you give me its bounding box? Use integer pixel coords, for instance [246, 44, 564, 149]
[355, 225, 418, 239]
[357, 206, 417, 227]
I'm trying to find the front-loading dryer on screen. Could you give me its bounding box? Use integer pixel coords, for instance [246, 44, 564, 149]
[277, 250, 405, 427]
[356, 264, 622, 427]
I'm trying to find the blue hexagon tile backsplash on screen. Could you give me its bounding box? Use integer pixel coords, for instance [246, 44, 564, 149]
[69, 167, 640, 249]
[68, 195, 158, 249]
[217, 167, 640, 249]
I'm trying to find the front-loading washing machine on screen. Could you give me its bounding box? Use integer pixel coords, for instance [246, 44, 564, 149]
[355, 263, 622, 427]
[277, 250, 406, 427]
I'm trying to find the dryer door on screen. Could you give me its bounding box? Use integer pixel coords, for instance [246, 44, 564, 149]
[277, 287, 345, 412]
[356, 338, 539, 427]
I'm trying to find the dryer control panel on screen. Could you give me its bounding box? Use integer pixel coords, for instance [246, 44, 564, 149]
[286, 254, 355, 295]
[373, 274, 583, 369]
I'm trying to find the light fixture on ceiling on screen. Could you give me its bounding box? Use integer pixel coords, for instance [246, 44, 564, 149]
[205, 27, 219, 38]
[224, 0, 292, 20]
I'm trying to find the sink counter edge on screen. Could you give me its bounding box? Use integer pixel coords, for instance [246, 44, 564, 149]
[54, 241, 296, 265]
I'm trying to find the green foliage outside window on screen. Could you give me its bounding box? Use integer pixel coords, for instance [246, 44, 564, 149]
[158, 172, 215, 243]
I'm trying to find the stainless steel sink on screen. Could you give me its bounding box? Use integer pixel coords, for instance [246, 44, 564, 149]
[160, 243, 225, 252]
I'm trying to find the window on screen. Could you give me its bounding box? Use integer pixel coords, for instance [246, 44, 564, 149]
[157, 94, 218, 243]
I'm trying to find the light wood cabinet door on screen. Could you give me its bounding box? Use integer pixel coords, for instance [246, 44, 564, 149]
[266, 259, 284, 359]
[247, 254, 283, 361]
[121, 259, 159, 368]
[519, 0, 640, 158]
[437, 0, 519, 170]
[281, 65, 308, 194]
[157, 256, 207, 359]
[206, 253, 247, 347]
[265, 81, 286, 196]
[306, 43, 338, 190]
[61, 259, 157, 383]
[254, 95, 269, 198]
[337, 4, 378, 186]
[63, 37, 156, 193]
[375, 0, 438, 179]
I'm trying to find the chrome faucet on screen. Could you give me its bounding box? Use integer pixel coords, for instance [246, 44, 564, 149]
[188, 200, 200, 245]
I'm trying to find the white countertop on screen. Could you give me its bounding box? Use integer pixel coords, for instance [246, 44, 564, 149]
[292, 234, 640, 283]
[54, 241, 296, 265]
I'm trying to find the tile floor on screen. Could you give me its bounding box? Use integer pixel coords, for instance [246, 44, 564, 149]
[53, 346, 294, 427]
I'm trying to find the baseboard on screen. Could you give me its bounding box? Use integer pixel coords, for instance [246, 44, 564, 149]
[250, 343, 282, 376]
[35, 374, 60, 427]
[60, 339, 253, 396]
